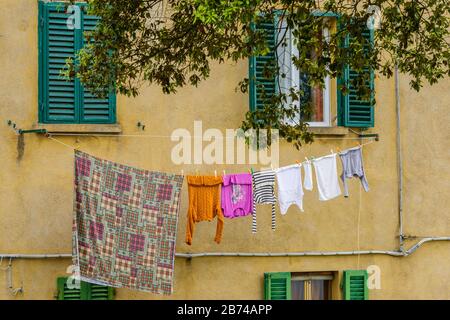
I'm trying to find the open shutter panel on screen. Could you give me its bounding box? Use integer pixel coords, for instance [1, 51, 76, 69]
[264, 272, 291, 300]
[40, 2, 78, 123]
[80, 13, 116, 123]
[343, 270, 368, 300]
[88, 283, 115, 300]
[338, 25, 375, 127]
[57, 277, 83, 300]
[249, 18, 277, 111]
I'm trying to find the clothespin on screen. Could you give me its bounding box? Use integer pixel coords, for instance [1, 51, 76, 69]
[250, 167, 254, 174]
[214, 170, 217, 178]
[223, 169, 226, 176]
[330, 149, 334, 155]
[270, 164, 274, 171]
[195, 168, 199, 176]
[305, 157, 309, 163]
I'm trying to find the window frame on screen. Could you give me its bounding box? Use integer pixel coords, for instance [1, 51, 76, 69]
[264, 271, 336, 300]
[38, 1, 116, 125]
[278, 21, 333, 127]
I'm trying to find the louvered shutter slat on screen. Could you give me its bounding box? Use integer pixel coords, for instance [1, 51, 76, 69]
[249, 17, 277, 112]
[80, 14, 115, 123]
[57, 277, 114, 300]
[89, 284, 111, 300]
[264, 272, 291, 300]
[343, 270, 368, 300]
[57, 277, 82, 300]
[41, 4, 77, 123]
[39, 1, 115, 124]
[338, 24, 375, 128]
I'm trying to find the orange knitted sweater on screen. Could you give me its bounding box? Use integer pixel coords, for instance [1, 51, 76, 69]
[186, 176, 224, 245]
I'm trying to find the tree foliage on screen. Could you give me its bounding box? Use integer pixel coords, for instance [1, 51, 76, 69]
[64, 0, 450, 149]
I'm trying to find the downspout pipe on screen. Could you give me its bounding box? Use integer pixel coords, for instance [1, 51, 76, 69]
[395, 64, 405, 252]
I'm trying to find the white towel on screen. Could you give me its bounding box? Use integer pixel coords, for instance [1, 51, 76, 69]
[312, 154, 341, 201]
[275, 164, 304, 214]
[303, 161, 313, 191]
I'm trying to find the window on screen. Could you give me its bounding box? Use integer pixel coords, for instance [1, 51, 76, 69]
[278, 19, 332, 127]
[264, 271, 334, 300]
[56, 277, 114, 300]
[249, 13, 375, 129]
[264, 270, 368, 300]
[38, 1, 116, 124]
[291, 272, 333, 300]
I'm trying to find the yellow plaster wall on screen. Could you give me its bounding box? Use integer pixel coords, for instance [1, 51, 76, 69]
[0, 0, 448, 299]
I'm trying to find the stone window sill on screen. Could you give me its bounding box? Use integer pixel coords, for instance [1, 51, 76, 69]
[34, 123, 122, 134]
[307, 126, 349, 136]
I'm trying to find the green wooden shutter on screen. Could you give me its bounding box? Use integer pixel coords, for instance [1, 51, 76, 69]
[264, 272, 291, 300]
[57, 277, 86, 300]
[249, 17, 277, 112]
[39, 2, 78, 123]
[338, 25, 375, 127]
[38, 1, 116, 124]
[80, 12, 116, 123]
[342, 270, 368, 300]
[56, 277, 114, 300]
[88, 283, 115, 300]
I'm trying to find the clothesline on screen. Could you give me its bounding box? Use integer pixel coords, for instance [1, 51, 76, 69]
[40, 132, 376, 140]
[46, 135, 375, 175]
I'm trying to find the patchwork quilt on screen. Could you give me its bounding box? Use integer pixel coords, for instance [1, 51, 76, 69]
[73, 150, 184, 294]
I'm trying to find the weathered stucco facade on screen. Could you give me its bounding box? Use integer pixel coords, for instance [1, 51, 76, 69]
[0, 0, 449, 299]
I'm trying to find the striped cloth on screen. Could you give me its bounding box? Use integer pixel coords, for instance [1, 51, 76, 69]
[251, 170, 277, 233]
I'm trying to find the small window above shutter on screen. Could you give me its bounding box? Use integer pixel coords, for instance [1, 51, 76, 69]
[249, 17, 278, 112]
[338, 25, 375, 128]
[264, 272, 291, 300]
[342, 270, 368, 300]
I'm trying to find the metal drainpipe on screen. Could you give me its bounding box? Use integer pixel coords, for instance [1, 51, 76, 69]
[395, 64, 405, 252]
[2, 236, 450, 260]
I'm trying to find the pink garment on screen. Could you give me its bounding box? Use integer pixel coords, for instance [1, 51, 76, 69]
[221, 173, 253, 218]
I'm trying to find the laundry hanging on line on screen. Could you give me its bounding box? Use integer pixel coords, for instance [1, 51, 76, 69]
[69, 143, 371, 294]
[312, 153, 342, 201]
[339, 146, 370, 197]
[303, 160, 314, 191]
[73, 150, 183, 295]
[275, 164, 304, 214]
[251, 169, 277, 233]
[182, 145, 371, 241]
[221, 173, 253, 219]
[185, 175, 224, 245]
